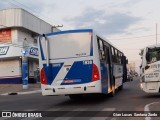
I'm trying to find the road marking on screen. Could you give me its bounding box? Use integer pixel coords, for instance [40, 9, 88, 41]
[0, 118, 10, 120]
[25, 109, 37, 111]
[21, 117, 37, 120]
[0, 93, 8, 96]
[54, 108, 87, 120]
[0, 90, 41, 96]
[110, 118, 117, 120]
[90, 108, 116, 120]
[102, 108, 116, 111]
[144, 101, 159, 120]
[46, 108, 62, 111]
[18, 90, 41, 95]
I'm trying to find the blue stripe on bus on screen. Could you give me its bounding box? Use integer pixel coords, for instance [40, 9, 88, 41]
[39, 39, 45, 60]
[43, 63, 64, 85]
[39, 29, 93, 37]
[90, 34, 93, 56]
[100, 63, 109, 94]
[61, 61, 93, 85]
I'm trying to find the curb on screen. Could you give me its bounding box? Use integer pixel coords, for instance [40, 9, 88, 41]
[0, 90, 41, 96]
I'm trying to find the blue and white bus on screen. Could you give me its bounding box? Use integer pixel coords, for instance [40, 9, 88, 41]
[38, 29, 128, 99]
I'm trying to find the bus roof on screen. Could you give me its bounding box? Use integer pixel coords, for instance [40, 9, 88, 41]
[40, 28, 124, 54]
[95, 31, 123, 54]
[40, 29, 93, 37]
[142, 44, 160, 50]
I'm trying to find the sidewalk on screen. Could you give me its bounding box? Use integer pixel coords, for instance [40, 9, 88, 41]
[0, 83, 41, 95]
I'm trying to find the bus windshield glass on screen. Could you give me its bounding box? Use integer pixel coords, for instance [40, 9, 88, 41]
[147, 47, 160, 63]
[48, 32, 92, 59]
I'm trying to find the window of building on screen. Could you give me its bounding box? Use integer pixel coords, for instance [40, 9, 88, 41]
[0, 29, 12, 43]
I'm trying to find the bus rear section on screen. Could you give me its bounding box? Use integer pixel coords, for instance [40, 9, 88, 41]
[38, 29, 102, 96]
[140, 45, 160, 93]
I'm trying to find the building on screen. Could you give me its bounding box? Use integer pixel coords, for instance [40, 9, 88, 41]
[0, 8, 59, 84]
[127, 62, 135, 72]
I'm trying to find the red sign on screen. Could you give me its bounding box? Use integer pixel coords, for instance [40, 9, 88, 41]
[0, 29, 11, 42]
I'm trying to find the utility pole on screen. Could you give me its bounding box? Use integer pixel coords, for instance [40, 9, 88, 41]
[51, 25, 63, 32]
[22, 38, 28, 89]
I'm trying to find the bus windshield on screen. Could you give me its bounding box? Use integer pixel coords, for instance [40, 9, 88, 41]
[146, 47, 160, 63]
[48, 32, 92, 59]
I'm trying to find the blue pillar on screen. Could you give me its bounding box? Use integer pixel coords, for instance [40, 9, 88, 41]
[22, 54, 28, 89]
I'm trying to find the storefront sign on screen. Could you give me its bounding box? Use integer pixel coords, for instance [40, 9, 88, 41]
[0, 46, 9, 55]
[29, 47, 38, 56]
[0, 29, 11, 42]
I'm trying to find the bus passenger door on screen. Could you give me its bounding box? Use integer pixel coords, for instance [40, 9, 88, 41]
[122, 55, 128, 82]
[101, 45, 112, 94]
[105, 46, 112, 93]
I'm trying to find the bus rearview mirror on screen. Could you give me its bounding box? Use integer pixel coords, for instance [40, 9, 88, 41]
[145, 65, 150, 70]
[126, 59, 128, 64]
[146, 52, 150, 61]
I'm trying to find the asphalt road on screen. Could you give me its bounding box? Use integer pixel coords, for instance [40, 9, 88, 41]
[0, 77, 160, 120]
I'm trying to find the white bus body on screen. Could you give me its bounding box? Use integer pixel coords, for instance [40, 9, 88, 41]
[140, 44, 160, 93]
[38, 29, 127, 98]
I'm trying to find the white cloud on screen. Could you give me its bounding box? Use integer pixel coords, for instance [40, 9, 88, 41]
[66, 8, 141, 36]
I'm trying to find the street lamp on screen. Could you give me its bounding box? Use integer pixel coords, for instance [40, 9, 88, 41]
[51, 25, 63, 32]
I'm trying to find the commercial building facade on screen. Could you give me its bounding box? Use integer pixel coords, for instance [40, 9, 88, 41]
[0, 8, 59, 84]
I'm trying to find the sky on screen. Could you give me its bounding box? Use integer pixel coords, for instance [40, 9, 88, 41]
[1, 0, 160, 72]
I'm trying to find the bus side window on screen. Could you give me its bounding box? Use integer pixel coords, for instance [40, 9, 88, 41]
[111, 47, 115, 63]
[103, 45, 109, 63]
[117, 52, 121, 64]
[113, 48, 117, 63]
[119, 53, 122, 64]
[98, 38, 106, 61]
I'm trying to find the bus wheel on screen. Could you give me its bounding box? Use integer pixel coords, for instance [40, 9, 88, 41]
[119, 84, 123, 90]
[110, 85, 115, 97]
[69, 94, 82, 100]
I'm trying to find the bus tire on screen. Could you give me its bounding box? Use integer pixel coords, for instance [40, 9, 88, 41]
[119, 84, 123, 90]
[110, 79, 115, 97]
[69, 94, 82, 100]
[110, 85, 115, 97]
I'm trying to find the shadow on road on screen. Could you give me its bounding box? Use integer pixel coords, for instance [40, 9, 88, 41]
[54, 95, 112, 106]
[54, 88, 125, 107]
[141, 94, 160, 99]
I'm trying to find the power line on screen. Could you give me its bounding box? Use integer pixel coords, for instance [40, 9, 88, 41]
[5, 0, 58, 26]
[110, 34, 160, 40]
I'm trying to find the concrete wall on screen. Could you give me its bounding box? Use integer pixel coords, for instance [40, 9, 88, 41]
[0, 8, 59, 34]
